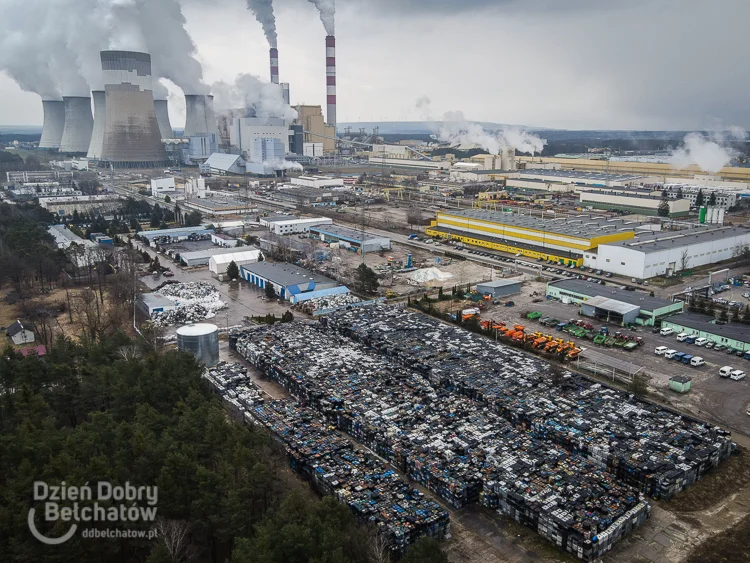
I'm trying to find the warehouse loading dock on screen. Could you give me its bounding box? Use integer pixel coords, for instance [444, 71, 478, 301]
[580, 295, 641, 325]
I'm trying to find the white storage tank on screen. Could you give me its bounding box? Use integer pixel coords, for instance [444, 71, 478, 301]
[176, 323, 220, 367]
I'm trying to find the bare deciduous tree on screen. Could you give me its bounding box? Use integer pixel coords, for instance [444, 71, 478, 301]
[154, 518, 196, 563]
[680, 248, 691, 272]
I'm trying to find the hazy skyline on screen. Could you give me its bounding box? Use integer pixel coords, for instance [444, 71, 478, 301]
[1, 0, 748, 130]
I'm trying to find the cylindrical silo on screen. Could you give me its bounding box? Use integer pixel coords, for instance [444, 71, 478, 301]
[59, 96, 94, 154]
[184, 94, 220, 138]
[99, 50, 167, 167]
[38, 99, 66, 150]
[87, 91, 106, 159]
[176, 323, 220, 367]
[501, 147, 517, 170]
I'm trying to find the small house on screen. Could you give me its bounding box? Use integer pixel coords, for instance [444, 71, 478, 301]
[7, 320, 35, 345]
[669, 375, 692, 394]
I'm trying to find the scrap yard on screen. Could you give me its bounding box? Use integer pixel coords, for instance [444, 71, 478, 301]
[212, 304, 735, 561]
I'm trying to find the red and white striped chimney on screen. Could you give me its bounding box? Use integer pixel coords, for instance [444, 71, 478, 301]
[325, 35, 336, 129]
[270, 47, 279, 85]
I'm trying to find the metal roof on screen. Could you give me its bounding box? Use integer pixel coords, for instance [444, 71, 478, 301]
[241, 261, 336, 288]
[209, 250, 263, 266]
[139, 293, 177, 309]
[439, 209, 633, 239]
[517, 170, 644, 182]
[180, 246, 244, 263]
[582, 295, 641, 315]
[138, 226, 210, 239]
[604, 227, 750, 254]
[477, 279, 522, 289]
[662, 313, 750, 344]
[549, 278, 676, 312]
[204, 153, 244, 171]
[309, 224, 390, 243]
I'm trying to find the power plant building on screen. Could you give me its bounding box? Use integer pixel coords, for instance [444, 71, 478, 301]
[426, 209, 635, 265]
[229, 117, 291, 160]
[38, 100, 66, 150]
[293, 105, 335, 153]
[59, 96, 94, 154]
[99, 51, 168, 167]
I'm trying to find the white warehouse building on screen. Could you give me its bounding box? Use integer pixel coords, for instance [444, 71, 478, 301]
[291, 176, 345, 189]
[586, 227, 750, 279]
[208, 249, 263, 278]
[261, 216, 333, 235]
[228, 117, 291, 162]
[151, 177, 176, 197]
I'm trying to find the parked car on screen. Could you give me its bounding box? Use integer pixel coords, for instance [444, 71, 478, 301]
[705, 341, 715, 349]
[660, 327, 674, 336]
[730, 370, 746, 381]
[695, 337, 708, 347]
[605, 272, 613, 278]
[714, 344, 726, 351]
[720, 366, 734, 378]
[655, 346, 669, 355]
[664, 349, 678, 359]
[676, 333, 689, 342]
[690, 356, 705, 367]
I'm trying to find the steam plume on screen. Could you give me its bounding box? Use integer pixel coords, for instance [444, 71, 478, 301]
[246, 0, 278, 48]
[307, 0, 336, 35]
[211, 73, 297, 121]
[439, 110, 546, 155]
[669, 131, 743, 173]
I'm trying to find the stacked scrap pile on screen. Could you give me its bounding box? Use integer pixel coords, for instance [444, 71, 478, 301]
[201, 365, 450, 552]
[292, 293, 361, 315]
[151, 281, 227, 326]
[323, 305, 734, 500]
[233, 323, 652, 561]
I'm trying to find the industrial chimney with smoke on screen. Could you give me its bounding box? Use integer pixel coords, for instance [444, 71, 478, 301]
[270, 48, 279, 84]
[325, 35, 336, 129]
[99, 51, 167, 167]
[184, 94, 221, 138]
[38, 100, 66, 150]
[87, 91, 106, 159]
[59, 96, 94, 154]
[154, 99, 174, 139]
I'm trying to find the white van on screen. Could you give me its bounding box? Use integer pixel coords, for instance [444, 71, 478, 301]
[731, 370, 746, 381]
[655, 346, 669, 355]
[676, 333, 689, 342]
[719, 366, 733, 378]
[660, 327, 674, 336]
[690, 356, 705, 367]
[664, 349, 678, 359]
[695, 337, 708, 347]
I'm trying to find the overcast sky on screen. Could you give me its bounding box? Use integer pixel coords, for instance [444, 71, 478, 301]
[1, 0, 748, 130]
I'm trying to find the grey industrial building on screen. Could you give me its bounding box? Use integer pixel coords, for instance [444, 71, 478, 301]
[660, 313, 750, 352]
[179, 246, 250, 267]
[476, 279, 522, 298]
[138, 293, 178, 317]
[309, 224, 392, 253]
[240, 261, 337, 300]
[546, 278, 684, 326]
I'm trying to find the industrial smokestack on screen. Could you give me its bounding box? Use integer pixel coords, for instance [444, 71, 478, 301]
[38, 99, 66, 150]
[281, 83, 290, 105]
[154, 99, 174, 139]
[59, 96, 94, 154]
[325, 35, 336, 129]
[270, 47, 279, 85]
[99, 51, 167, 167]
[87, 91, 106, 159]
[184, 94, 220, 138]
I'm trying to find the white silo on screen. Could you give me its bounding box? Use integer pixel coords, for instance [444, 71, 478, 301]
[176, 323, 220, 367]
[99, 51, 167, 167]
[38, 99, 66, 150]
[59, 96, 94, 154]
[87, 91, 106, 159]
[154, 99, 174, 139]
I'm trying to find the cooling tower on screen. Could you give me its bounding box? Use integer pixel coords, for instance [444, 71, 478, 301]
[184, 94, 220, 138]
[325, 35, 336, 129]
[59, 96, 94, 154]
[87, 91, 106, 159]
[270, 48, 279, 84]
[99, 50, 167, 167]
[38, 99, 66, 150]
[154, 99, 174, 139]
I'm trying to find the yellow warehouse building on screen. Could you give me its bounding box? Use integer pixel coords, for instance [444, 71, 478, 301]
[426, 209, 635, 265]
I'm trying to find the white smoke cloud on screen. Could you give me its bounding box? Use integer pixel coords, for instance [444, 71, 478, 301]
[211, 73, 297, 121]
[246, 0, 277, 48]
[264, 158, 303, 171]
[438, 110, 546, 155]
[669, 132, 739, 173]
[307, 0, 336, 35]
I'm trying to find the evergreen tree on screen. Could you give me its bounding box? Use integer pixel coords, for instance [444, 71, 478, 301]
[708, 191, 717, 206]
[695, 189, 704, 207]
[657, 199, 670, 217]
[265, 283, 276, 299]
[226, 260, 240, 281]
[355, 263, 380, 294]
